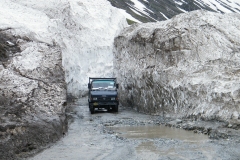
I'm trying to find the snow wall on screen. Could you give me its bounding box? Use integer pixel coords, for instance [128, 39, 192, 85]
[114, 11, 240, 123]
[0, 0, 127, 158]
[56, 0, 128, 97]
[0, 0, 127, 98]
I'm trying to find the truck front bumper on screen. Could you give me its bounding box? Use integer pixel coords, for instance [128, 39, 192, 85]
[89, 101, 118, 108]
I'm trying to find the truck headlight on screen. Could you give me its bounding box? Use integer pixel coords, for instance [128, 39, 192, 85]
[93, 97, 97, 100]
[111, 97, 115, 100]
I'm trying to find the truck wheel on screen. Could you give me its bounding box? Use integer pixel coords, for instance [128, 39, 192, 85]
[90, 107, 95, 114]
[114, 105, 118, 112]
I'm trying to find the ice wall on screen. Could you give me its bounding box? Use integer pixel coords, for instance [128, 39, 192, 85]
[114, 11, 240, 122]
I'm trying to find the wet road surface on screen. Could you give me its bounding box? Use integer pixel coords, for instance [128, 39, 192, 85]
[29, 98, 240, 160]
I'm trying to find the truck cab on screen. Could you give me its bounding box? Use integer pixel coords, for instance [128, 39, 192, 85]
[88, 77, 119, 114]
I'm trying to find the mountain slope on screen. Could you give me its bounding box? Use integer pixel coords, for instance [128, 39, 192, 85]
[108, 0, 240, 23]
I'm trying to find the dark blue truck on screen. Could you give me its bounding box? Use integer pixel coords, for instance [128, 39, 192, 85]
[88, 77, 119, 114]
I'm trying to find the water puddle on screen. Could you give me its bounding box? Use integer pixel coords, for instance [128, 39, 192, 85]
[109, 125, 210, 158]
[109, 125, 209, 142]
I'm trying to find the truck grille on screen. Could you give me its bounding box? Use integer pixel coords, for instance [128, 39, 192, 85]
[98, 97, 111, 101]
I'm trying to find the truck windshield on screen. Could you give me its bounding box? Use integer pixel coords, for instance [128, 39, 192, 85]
[92, 80, 115, 89]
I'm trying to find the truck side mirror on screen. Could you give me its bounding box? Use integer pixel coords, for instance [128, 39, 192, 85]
[116, 84, 119, 89]
[88, 83, 91, 89]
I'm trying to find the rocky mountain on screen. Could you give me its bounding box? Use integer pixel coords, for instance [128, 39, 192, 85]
[114, 10, 240, 124]
[108, 0, 240, 23]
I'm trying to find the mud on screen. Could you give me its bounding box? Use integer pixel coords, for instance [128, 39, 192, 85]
[28, 98, 240, 160]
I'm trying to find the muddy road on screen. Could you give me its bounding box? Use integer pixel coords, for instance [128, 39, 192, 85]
[29, 98, 240, 160]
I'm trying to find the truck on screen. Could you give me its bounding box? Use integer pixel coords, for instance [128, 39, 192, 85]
[88, 77, 119, 114]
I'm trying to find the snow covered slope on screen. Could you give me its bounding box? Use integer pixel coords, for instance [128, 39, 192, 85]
[194, 0, 240, 13]
[0, 0, 127, 97]
[108, 0, 240, 22]
[114, 10, 240, 122]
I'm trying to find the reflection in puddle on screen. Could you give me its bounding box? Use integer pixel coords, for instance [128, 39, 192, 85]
[109, 125, 209, 142]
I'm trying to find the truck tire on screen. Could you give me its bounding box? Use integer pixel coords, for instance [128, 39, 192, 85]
[90, 107, 95, 114]
[114, 105, 118, 112]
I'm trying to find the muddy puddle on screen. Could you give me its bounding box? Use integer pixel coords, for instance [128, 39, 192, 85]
[109, 125, 210, 158]
[109, 125, 209, 142]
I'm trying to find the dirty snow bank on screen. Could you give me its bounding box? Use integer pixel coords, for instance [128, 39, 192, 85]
[114, 11, 240, 123]
[0, 31, 67, 159]
[0, 0, 127, 158]
[0, 0, 127, 98]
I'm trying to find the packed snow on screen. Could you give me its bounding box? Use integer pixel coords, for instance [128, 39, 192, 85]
[0, 0, 239, 98]
[0, 0, 128, 97]
[114, 10, 240, 120]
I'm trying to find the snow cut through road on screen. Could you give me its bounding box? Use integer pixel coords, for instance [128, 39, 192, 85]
[30, 98, 240, 160]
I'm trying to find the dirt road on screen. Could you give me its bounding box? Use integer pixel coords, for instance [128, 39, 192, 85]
[29, 98, 240, 160]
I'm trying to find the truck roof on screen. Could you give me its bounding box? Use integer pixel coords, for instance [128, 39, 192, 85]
[89, 77, 116, 83]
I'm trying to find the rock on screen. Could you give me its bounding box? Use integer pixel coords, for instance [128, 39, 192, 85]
[202, 129, 208, 134]
[232, 111, 239, 120]
[232, 124, 238, 130]
[209, 130, 228, 139]
[113, 10, 240, 123]
[167, 119, 182, 127]
[176, 119, 182, 124]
